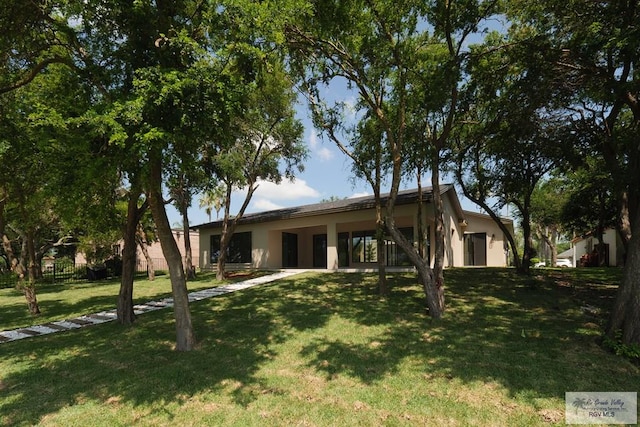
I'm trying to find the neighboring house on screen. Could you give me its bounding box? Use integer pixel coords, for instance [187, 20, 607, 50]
[557, 247, 575, 266]
[193, 185, 513, 271]
[42, 255, 55, 272]
[570, 228, 625, 267]
[75, 229, 200, 270]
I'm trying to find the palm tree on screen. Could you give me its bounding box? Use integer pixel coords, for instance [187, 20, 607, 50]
[199, 186, 225, 222]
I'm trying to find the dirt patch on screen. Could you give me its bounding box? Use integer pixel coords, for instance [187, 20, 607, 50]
[223, 270, 269, 281]
[538, 408, 563, 423]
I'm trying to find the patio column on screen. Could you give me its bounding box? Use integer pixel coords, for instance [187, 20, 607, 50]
[327, 221, 338, 270]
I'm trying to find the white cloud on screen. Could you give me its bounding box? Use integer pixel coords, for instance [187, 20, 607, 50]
[343, 96, 358, 119]
[309, 130, 319, 149]
[308, 130, 334, 161]
[349, 191, 370, 199]
[252, 198, 285, 211]
[238, 178, 321, 202]
[317, 146, 333, 161]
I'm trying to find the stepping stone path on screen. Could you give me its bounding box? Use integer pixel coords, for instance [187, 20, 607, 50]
[0, 270, 304, 344]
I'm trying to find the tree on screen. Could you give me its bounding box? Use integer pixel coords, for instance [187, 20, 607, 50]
[453, 26, 574, 273]
[1, 0, 305, 348]
[0, 1, 75, 94]
[117, 183, 148, 325]
[531, 175, 570, 266]
[199, 186, 225, 222]
[350, 117, 390, 295]
[560, 159, 618, 266]
[211, 58, 306, 280]
[169, 171, 197, 279]
[136, 210, 158, 281]
[508, 0, 640, 344]
[287, 0, 499, 317]
[60, 0, 222, 348]
[301, 89, 391, 293]
[0, 63, 92, 314]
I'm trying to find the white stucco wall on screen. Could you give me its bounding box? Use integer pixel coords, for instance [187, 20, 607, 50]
[572, 228, 622, 267]
[462, 211, 512, 267]
[197, 199, 512, 270]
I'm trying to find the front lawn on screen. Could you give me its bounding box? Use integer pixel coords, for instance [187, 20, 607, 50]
[0, 271, 264, 331]
[1, 268, 637, 426]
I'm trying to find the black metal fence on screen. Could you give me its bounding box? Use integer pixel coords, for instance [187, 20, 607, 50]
[0, 257, 199, 289]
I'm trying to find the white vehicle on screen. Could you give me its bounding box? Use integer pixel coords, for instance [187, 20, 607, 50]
[555, 258, 573, 268]
[534, 261, 546, 268]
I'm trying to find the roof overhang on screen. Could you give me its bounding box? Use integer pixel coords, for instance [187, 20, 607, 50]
[192, 184, 461, 231]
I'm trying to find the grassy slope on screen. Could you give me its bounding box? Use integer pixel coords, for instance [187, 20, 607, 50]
[0, 268, 637, 426]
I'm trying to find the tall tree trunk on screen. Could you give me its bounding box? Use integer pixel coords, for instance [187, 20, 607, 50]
[595, 191, 608, 266]
[375, 199, 387, 296]
[537, 225, 558, 266]
[216, 185, 233, 281]
[382, 122, 444, 317]
[117, 188, 142, 325]
[431, 153, 445, 294]
[1, 231, 40, 315]
[148, 154, 195, 351]
[417, 170, 427, 260]
[385, 154, 444, 318]
[23, 228, 41, 315]
[0, 188, 40, 315]
[517, 199, 534, 274]
[3, 195, 41, 314]
[617, 191, 632, 258]
[373, 135, 386, 295]
[386, 214, 443, 317]
[182, 207, 195, 280]
[22, 281, 40, 315]
[216, 181, 257, 280]
[606, 203, 640, 345]
[136, 223, 155, 281]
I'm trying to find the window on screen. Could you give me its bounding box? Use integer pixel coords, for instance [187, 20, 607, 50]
[313, 234, 327, 268]
[210, 232, 252, 264]
[350, 227, 415, 265]
[352, 230, 378, 263]
[386, 227, 414, 266]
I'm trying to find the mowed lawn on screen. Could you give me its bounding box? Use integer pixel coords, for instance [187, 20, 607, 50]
[1, 268, 638, 426]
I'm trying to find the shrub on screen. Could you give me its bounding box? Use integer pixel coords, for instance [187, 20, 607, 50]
[603, 331, 640, 364]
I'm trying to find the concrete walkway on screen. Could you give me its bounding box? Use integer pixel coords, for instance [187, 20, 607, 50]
[0, 270, 305, 344]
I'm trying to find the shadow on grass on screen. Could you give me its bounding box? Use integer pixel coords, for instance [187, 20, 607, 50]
[295, 269, 637, 397]
[0, 269, 637, 425]
[0, 274, 227, 331]
[1, 280, 123, 329]
[1, 274, 336, 424]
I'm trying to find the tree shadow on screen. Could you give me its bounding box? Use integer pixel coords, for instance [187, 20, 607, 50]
[0, 273, 340, 424]
[1, 269, 637, 425]
[294, 269, 638, 400]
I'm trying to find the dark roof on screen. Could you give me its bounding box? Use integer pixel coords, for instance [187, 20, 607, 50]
[192, 184, 461, 230]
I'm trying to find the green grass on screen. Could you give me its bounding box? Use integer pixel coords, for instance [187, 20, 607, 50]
[1, 268, 638, 426]
[0, 271, 265, 331]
